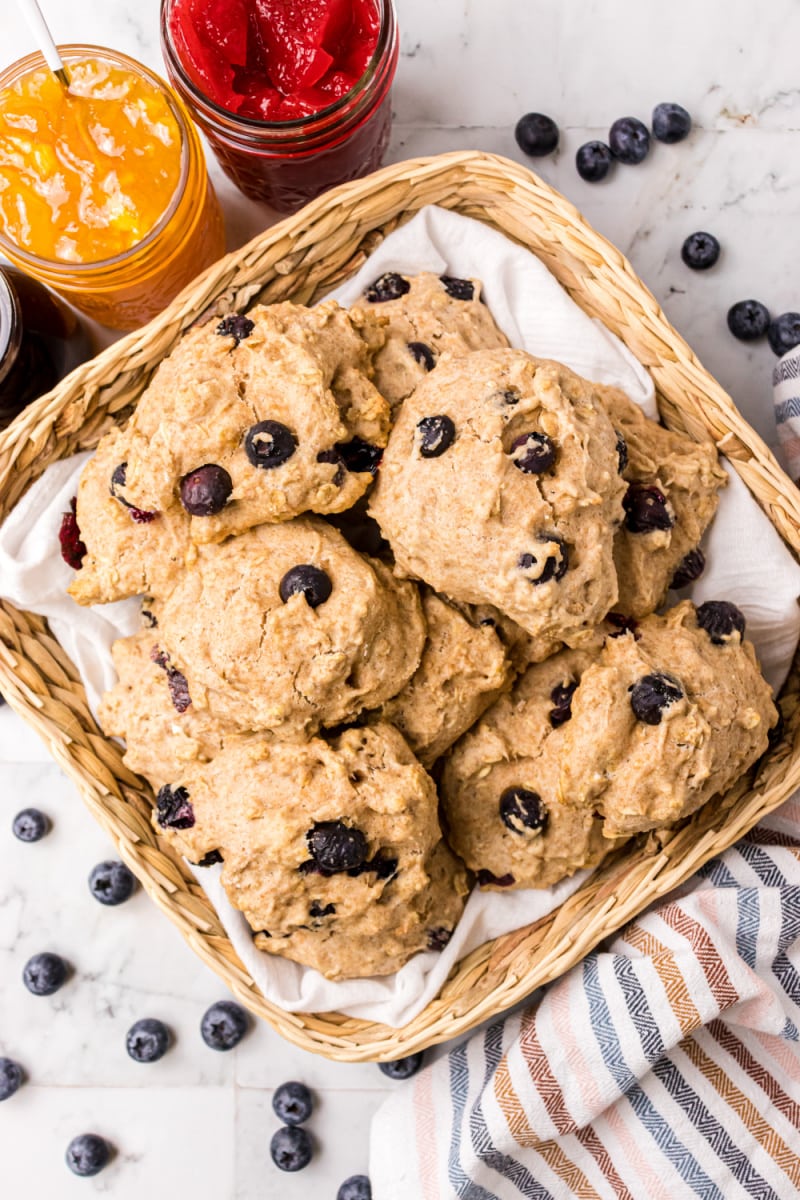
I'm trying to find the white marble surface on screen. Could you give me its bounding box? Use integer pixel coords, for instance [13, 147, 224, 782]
[2, 0, 800, 1195]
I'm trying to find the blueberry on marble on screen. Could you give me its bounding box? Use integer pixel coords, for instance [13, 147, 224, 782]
[179, 464, 233, 516]
[244, 420, 297, 469]
[272, 1080, 313, 1125]
[514, 111, 559, 157]
[623, 482, 673, 533]
[727, 300, 770, 341]
[767, 312, 800, 357]
[270, 1125, 313, 1172]
[440, 275, 475, 301]
[696, 599, 746, 644]
[518, 535, 568, 584]
[499, 786, 548, 835]
[306, 820, 368, 873]
[200, 1000, 248, 1051]
[338, 1175, 373, 1200]
[652, 102, 691, 143]
[615, 430, 628, 474]
[379, 1052, 424, 1080]
[549, 679, 578, 727]
[23, 952, 68, 996]
[575, 140, 613, 182]
[279, 564, 333, 608]
[12, 807, 50, 842]
[365, 273, 410, 303]
[417, 415, 456, 458]
[407, 341, 435, 371]
[681, 232, 720, 270]
[334, 437, 383, 475]
[609, 117, 650, 164]
[65, 1134, 110, 1177]
[155, 784, 195, 830]
[217, 313, 254, 343]
[629, 673, 684, 725]
[0, 1058, 23, 1101]
[126, 1018, 171, 1063]
[670, 547, 705, 589]
[510, 431, 557, 474]
[88, 860, 136, 906]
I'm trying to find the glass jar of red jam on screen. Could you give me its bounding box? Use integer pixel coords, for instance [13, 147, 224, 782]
[160, 0, 398, 213]
[0, 267, 94, 428]
[0, 46, 226, 332]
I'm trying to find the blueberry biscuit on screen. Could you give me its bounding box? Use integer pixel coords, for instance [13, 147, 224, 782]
[153, 725, 468, 979]
[559, 599, 777, 836]
[155, 517, 427, 736]
[370, 348, 627, 653]
[599, 387, 727, 617]
[359, 271, 509, 415]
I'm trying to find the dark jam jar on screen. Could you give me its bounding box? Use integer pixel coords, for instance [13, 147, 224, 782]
[0, 268, 93, 428]
[160, 0, 398, 213]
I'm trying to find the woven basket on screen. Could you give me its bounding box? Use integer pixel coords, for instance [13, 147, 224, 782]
[2, 150, 799, 1063]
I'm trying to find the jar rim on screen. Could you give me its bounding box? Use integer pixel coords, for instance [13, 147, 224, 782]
[0, 45, 192, 276]
[160, 0, 396, 135]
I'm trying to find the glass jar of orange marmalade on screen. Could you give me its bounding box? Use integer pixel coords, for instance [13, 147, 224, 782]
[0, 46, 226, 331]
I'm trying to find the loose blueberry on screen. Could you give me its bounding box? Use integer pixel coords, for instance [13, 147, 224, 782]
[499, 786, 548, 835]
[23, 952, 68, 996]
[417, 415, 456, 458]
[244, 420, 297, 469]
[109, 462, 158, 523]
[200, 1000, 248, 1051]
[309, 900, 335, 919]
[217, 313, 254, 343]
[696, 599, 746, 644]
[272, 1080, 313, 1125]
[623, 482, 673, 533]
[440, 275, 475, 301]
[88, 860, 136, 906]
[126, 1017, 171, 1063]
[338, 1175, 372, 1200]
[510, 431, 557, 474]
[179, 464, 233, 516]
[334, 437, 383, 475]
[379, 1053, 424, 1080]
[58, 498, 86, 570]
[0, 1058, 23, 1101]
[681, 232, 720, 270]
[279, 564, 333, 608]
[306, 821, 368, 873]
[270, 1125, 313, 1172]
[615, 430, 628, 473]
[767, 312, 800, 357]
[576, 140, 613, 182]
[12, 807, 50, 842]
[630, 673, 684, 725]
[652, 102, 692, 144]
[671, 547, 706, 589]
[476, 869, 515, 887]
[609, 117, 650, 164]
[195, 849, 223, 867]
[518, 535, 568, 584]
[155, 784, 195, 830]
[407, 341, 435, 371]
[365, 273, 410, 303]
[549, 680, 578, 727]
[65, 1134, 110, 1177]
[727, 299, 770, 341]
[426, 926, 453, 951]
[514, 111, 559, 157]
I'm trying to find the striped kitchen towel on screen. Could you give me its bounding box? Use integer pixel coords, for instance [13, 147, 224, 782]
[370, 794, 800, 1199]
[774, 345, 800, 483]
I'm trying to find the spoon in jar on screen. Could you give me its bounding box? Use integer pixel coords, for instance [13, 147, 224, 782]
[13, 0, 70, 87]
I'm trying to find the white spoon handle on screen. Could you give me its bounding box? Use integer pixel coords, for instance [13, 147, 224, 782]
[13, 0, 69, 84]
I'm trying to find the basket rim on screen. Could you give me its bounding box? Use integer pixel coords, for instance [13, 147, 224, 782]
[1, 149, 799, 1061]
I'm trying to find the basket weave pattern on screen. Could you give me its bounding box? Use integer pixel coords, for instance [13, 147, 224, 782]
[1, 151, 799, 1061]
